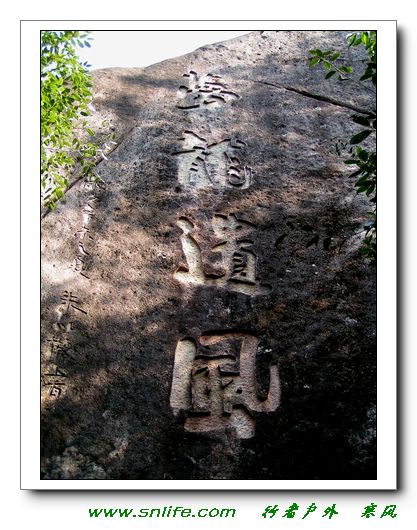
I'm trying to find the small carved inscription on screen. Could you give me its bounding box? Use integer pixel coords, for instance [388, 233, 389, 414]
[71, 179, 105, 278]
[174, 214, 272, 296]
[170, 332, 280, 439]
[43, 179, 104, 402]
[42, 291, 86, 400]
[177, 71, 240, 110]
[42, 330, 77, 398]
[274, 218, 349, 253]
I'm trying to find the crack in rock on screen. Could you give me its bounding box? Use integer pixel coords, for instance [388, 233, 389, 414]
[253, 80, 374, 115]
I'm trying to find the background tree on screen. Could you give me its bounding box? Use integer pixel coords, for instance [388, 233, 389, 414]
[41, 31, 102, 209]
[308, 31, 376, 265]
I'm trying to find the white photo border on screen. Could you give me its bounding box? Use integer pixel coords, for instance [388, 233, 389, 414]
[21, 19, 397, 490]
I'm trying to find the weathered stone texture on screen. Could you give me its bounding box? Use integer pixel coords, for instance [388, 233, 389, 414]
[41, 31, 376, 480]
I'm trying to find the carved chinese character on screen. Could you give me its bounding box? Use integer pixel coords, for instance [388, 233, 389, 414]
[172, 131, 252, 189]
[174, 214, 271, 296]
[46, 335, 71, 361]
[170, 333, 280, 439]
[59, 291, 86, 314]
[75, 225, 93, 242]
[72, 255, 86, 272]
[42, 365, 68, 398]
[57, 291, 87, 329]
[71, 255, 90, 278]
[177, 71, 240, 110]
[77, 241, 90, 256]
[81, 179, 105, 192]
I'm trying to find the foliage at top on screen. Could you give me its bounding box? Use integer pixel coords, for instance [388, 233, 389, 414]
[41, 31, 103, 209]
[308, 31, 376, 266]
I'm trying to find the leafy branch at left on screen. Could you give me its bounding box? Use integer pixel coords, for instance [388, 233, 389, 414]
[41, 31, 108, 210]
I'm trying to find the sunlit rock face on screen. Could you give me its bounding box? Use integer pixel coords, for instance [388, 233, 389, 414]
[41, 30, 376, 480]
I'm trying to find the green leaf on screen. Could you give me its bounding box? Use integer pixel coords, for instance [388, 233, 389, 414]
[309, 57, 321, 67]
[358, 149, 369, 161]
[350, 130, 373, 144]
[347, 33, 356, 46]
[339, 65, 353, 74]
[352, 115, 371, 127]
[360, 72, 374, 81]
[330, 51, 340, 61]
[325, 70, 336, 79]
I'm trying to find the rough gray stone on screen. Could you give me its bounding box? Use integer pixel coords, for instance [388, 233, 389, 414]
[41, 30, 376, 480]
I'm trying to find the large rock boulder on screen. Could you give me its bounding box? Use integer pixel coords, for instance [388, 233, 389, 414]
[41, 30, 376, 480]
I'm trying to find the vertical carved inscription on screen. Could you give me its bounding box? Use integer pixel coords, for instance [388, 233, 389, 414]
[170, 66, 278, 439]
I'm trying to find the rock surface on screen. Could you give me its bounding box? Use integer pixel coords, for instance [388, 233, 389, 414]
[41, 30, 376, 480]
